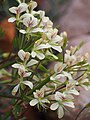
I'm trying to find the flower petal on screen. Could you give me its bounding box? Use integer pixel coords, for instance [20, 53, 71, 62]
[31, 51, 36, 58]
[18, 3, 28, 13]
[57, 106, 64, 119]
[50, 102, 59, 111]
[29, 99, 38, 106]
[12, 84, 20, 96]
[8, 17, 16, 22]
[18, 49, 25, 61]
[23, 80, 33, 89]
[37, 52, 45, 60]
[51, 46, 62, 53]
[27, 59, 38, 67]
[9, 7, 17, 14]
[19, 29, 26, 34]
[12, 63, 21, 68]
[22, 80, 33, 89]
[63, 101, 75, 108]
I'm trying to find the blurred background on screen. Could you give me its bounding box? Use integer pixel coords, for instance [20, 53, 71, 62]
[0, 0, 90, 120]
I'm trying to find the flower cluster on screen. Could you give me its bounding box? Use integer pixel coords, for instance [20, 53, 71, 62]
[3, 0, 90, 119]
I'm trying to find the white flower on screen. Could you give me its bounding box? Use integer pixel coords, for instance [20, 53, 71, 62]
[12, 50, 38, 77]
[65, 49, 77, 65]
[8, 3, 28, 23]
[40, 17, 53, 32]
[46, 28, 63, 53]
[50, 91, 75, 119]
[20, 14, 43, 34]
[29, 88, 50, 107]
[23, 15, 38, 28]
[18, 65, 31, 77]
[31, 10, 45, 19]
[12, 80, 33, 96]
[9, 3, 28, 14]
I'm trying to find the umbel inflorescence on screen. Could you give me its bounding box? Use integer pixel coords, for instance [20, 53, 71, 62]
[2, 0, 89, 119]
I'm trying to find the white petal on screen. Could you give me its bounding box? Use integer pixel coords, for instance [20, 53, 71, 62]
[67, 89, 79, 95]
[57, 106, 64, 119]
[30, 1, 37, 10]
[23, 80, 33, 89]
[52, 46, 62, 53]
[12, 63, 21, 68]
[12, 84, 20, 96]
[18, 3, 28, 13]
[9, 7, 17, 14]
[40, 99, 50, 103]
[63, 101, 75, 108]
[8, 17, 16, 23]
[27, 59, 38, 67]
[36, 43, 51, 50]
[29, 99, 38, 106]
[18, 49, 25, 61]
[54, 35, 63, 43]
[50, 102, 59, 110]
[31, 51, 36, 58]
[23, 72, 32, 77]
[19, 29, 26, 34]
[32, 28, 44, 33]
[37, 53, 45, 60]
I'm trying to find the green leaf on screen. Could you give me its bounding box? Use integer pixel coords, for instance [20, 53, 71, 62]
[12, 104, 22, 119]
[0, 79, 12, 84]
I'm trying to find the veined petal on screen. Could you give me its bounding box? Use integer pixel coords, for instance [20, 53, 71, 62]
[63, 101, 75, 108]
[18, 49, 25, 61]
[57, 106, 64, 119]
[23, 72, 32, 77]
[29, 99, 38, 106]
[27, 59, 38, 67]
[23, 80, 33, 89]
[50, 102, 59, 110]
[19, 29, 26, 34]
[51, 46, 62, 53]
[12, 84, 20, 96]
[8, 17, 16, 23]
[18, 3, 28, 13]
[12, 63, 21, 68]
[9, 7, 17, 14]
[37, 52, 45, 60]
